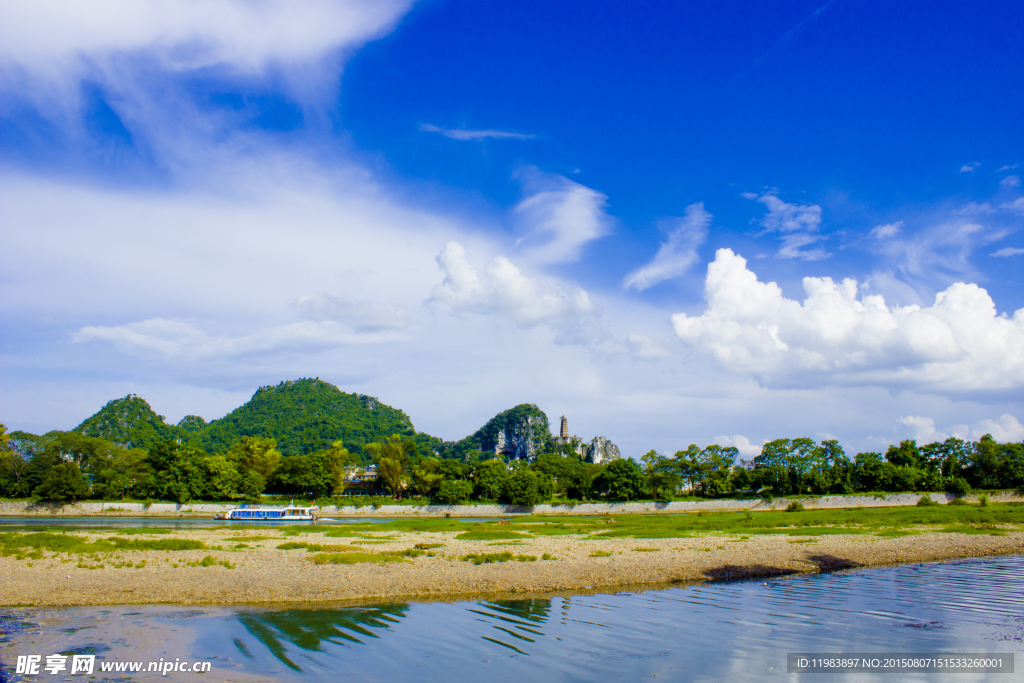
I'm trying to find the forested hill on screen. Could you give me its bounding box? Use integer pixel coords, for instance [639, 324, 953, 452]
[72, 379, 440, 456]
[196, 379, 422, 456]
[74, 395, 179, 448]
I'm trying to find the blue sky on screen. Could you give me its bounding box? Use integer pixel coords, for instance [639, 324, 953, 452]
[1, 0, 1022, 456]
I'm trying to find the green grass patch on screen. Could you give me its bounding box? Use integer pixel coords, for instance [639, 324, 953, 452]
[414, 543, 445, 550]
[589, 550, 613, 558]
[108, 528, 171, 535]
[632, 547, 660, 552]
[0, 532, 205, 557]
[541, 553, 557, 560]
[382, 548, 428, 558]
[455, 530, 534, 541]
[310, 552, 407, 565]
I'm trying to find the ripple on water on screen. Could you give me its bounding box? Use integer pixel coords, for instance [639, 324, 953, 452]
[1, 555, 1021, 682]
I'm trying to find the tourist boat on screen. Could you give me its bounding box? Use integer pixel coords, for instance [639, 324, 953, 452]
[215, 504, 318, 521]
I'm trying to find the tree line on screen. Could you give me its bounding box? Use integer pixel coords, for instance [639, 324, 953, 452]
[1, 424, 1021, 505]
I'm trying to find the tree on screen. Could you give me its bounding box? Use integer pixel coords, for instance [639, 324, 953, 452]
[641, 450, 681, 502]
[472, 459, 508, 500]
[435, 479, 473, 505]
[92, 447, 153, 500]
[34, 462, 91, 502]
[601, 458, 646, 501]
[885, 440, 922, 469]
[204, 454, 242, 499]
[228, 437, 281, 481]
[0, 424, 32, 497]
[410, 456, 444, 497]
[148, 441, 208, 503]
[366, 435, 415, 498]
[502, 467, 542, 507]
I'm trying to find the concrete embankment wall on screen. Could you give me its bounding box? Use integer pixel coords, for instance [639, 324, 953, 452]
[1, 491, 1021, 517]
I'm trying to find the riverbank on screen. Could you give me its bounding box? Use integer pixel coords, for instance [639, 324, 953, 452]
[2, 513, 1022, 606]
[3, 491, 1022, 517]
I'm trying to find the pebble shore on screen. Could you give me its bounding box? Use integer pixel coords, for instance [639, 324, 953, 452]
[2, 527, 1022, 606]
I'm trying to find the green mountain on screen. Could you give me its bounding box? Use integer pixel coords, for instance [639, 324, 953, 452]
[70, 380, 552, 461]
[74, 395, 180, 448]
[196, 379, 422, 456]
[450, 403, 552, 460]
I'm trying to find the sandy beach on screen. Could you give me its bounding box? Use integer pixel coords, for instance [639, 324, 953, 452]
[2, 525, 1022, 606]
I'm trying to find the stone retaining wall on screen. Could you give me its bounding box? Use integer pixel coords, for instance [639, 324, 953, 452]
[1, 491, 1020, 517]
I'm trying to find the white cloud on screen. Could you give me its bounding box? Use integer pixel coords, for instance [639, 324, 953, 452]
[626, 334, 671, 359]
[623, 202, 710, 291]
[431, 241, 598, 342]
[295, 293, 407, 332]
[749, 193, 829, 260]
[1001, 197, 1024, 213]
[671, 248, 1024, 391]
[512, 170, 612, 265]
[899, 413, 1024, 443]
[992, 247, 1024, 257]
[713, 434, 763, 458]
[960, 162, 980, 173]
[73, 317, 407, 361]
[419, 124, 536, 141]
[973, 414, 1024, 442]
[869, 221, 903, 240]
[997, 164, 1019, 172]
[0, 0, 409, 73]
[1001, 175, 1021, 188]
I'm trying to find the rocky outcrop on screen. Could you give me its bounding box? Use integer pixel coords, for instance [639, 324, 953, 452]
[584, 436, 621, 464]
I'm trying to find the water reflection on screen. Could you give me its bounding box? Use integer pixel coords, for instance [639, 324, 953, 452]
[237, 604, 409, 670]
[468, 599, 551, 654]
[2, 555, 1021, 682]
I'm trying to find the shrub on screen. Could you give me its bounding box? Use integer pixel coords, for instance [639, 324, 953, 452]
[916, 495, 939, 507]
[949, 497, 968, 506]
[945, 476, 971, 498]
[461, 551, 513, 565]
[978, 493, 989, 507]
[785, 501, 805, 512]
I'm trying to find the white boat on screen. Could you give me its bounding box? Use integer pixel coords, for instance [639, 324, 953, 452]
[215, 504, 318, 521]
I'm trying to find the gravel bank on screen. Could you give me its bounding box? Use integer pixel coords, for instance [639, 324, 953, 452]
[2, 527, 1022, 606]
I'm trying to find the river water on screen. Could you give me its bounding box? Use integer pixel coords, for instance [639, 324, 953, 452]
[1, 555, 1021, 682]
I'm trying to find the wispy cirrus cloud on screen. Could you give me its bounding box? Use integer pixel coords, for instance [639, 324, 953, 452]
[744, 192, 829, 260]
[419, 123, 537, 141]
[513, 168, 612, 265]
[623, 202, 710, 291]
[960, 162, 981, 173]
[992, 247, 1024, 257]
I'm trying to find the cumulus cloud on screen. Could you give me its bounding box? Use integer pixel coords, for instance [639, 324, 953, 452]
[973, 414, 1024, 442]
[992, 247, 1024, 257]
[431, 241, 599, 343]
[900, 413, 1024, 443]
[73, 316, 407, 361]
[623, 202, 710, 291]
[419, 123, 536, 141]
[1000, 175, 1021, 188]
[713, 434, 763, 458]
[671, 249, 1024, 391]
[960, 162, 980, 173]
[513, 170, 612, 264]
[748, 193, 829, 260]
